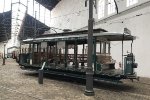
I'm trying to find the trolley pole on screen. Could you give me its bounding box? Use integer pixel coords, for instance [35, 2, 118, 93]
[84, 0, 94, 96]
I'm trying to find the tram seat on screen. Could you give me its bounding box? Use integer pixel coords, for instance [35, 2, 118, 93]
[96, 54, 115, 71]
[48, 59, 54, 63]
[97, 54, 112, 64]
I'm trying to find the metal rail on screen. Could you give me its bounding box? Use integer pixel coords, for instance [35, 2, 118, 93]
[41, 62, 46, 70]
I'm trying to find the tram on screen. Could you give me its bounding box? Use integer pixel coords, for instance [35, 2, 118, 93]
[19, 28, 138, 82]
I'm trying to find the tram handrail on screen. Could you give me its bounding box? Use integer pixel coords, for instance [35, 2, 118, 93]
[41, 62, 46, 70]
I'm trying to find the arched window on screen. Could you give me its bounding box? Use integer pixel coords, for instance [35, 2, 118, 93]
[127, 0, 138, 7]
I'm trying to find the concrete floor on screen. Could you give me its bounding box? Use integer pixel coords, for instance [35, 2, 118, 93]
[0, 59, 150, 100]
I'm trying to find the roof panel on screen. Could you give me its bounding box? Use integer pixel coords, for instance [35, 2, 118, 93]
[19, 13, 50, 40]
[0, 11, 11, 42]
[35, 0, 60, 10]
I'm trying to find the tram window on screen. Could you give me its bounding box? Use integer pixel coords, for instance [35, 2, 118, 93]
[54, 46, 57, 54]
[68, 45, 74, 54]
[61, 49, 65, 54]
[106, 43, 109, 54]
[101, 42, 105, 54]
[34, 44, 38, 52]
[100, 42, 110, 54]
[78, 45, 83, 54]
[85, 45, 88, 54]
[68, 48, 74, 54]
[96, 43, 100, 54]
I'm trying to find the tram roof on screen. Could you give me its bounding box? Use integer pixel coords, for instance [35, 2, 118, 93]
[37, 28, 107, 38]
[23, 31, 136, 43]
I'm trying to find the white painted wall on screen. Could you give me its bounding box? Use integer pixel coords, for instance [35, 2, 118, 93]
[50, 0, 89, 32]
[50, 0, 150, 77]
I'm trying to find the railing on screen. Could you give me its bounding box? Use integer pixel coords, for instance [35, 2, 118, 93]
[41, 62, 46, 70]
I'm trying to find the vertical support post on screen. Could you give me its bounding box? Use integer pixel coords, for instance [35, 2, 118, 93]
[55, 42, 58, 67]
[38, 43, 41, 65]
[50, 45, 51, 58]
[37, 43, 39, 52]
[81, 44, 85, 67]
[55, 42, 58, 55]
[131, 40, 133, 53]
[22, 48, 23, 54]
[20, 42, 22, 54]
[32, 43, 35, 65]
[25, 48, 26, 54]
[2, 44, 6, 65]
[108, 42, 110, 54]
[85, 0, 95, 96]
[46, 42, 49, 63]
[19, 42, 22, 63]
[74, 40, 78, 69]
[38, 69, 43, 84]
[29, 43, 31, 53]
[93, 38, 97, 73]
[83, 44, 85, 57]
[104, 42, 106, 54]
[65, 41, 68, 68]
[100, 41, 101, 54]
[59, 48, 62, 64]
[122, 34, 124, 74]
[28, 43, 31, 64]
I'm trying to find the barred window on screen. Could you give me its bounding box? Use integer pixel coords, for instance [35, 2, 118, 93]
[108, 0, 115, 15]
[98, 0, 105, 19]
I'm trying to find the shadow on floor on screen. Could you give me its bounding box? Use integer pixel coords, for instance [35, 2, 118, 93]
[23, 71, 136, 93]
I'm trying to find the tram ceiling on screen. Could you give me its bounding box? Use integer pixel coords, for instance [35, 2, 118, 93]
[35, 0, 61, 10]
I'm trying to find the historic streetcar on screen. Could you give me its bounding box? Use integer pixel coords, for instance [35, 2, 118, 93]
[19, 28, 138, 82]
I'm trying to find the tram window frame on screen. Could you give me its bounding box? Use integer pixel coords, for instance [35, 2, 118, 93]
[106, 42, 110, 54]
[34, 44, 38, 53]
[101, 42, 105, 54]
[96, 43, 101, 54]
[99, 41, 110, 54]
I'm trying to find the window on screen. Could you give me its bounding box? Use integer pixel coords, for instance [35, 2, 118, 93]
[11, 3, 26, 36]
[20, 0, 27, 6]
[98, 0, 105, 19]
[27, 0, 34, 16]
[127, 0, 138, 7]
[108, 0, 115, 15]
[34, 1, 40, 20]
[39, 5, 45, 23]
[45, 9, 51, 26]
